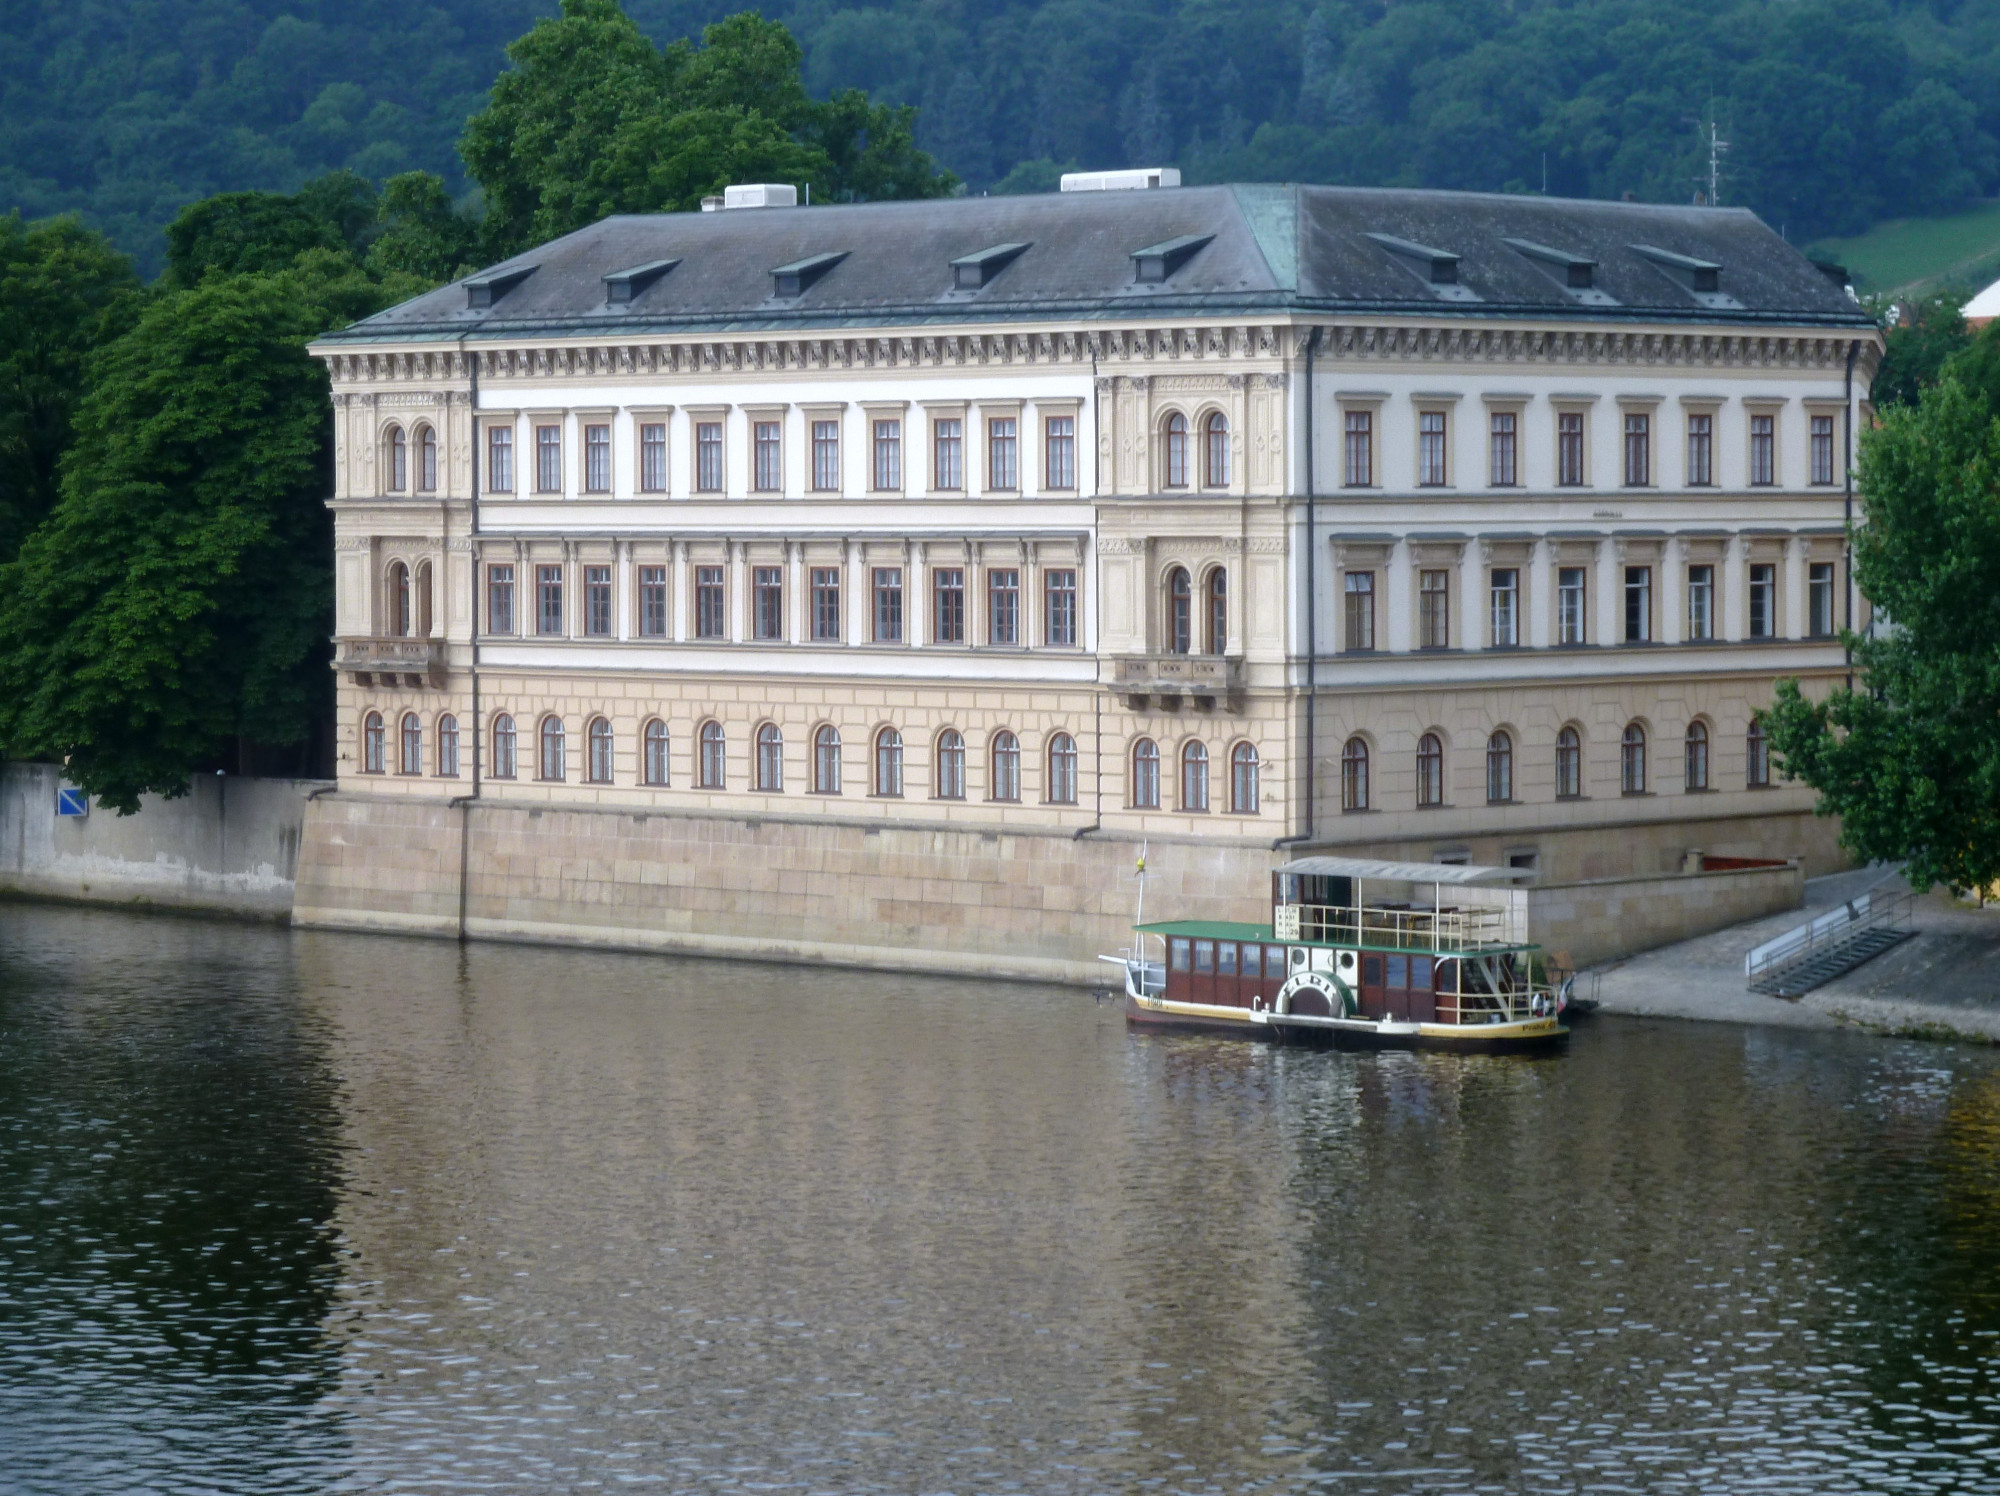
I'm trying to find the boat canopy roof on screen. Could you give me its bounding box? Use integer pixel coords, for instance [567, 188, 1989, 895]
[1136, 919, 1273, 940]
[1274, 855, 1534, 886]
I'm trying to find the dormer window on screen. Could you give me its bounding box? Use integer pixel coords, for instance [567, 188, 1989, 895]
[1504, 238, 1616, 306]
[1631, 244, 1739, 307]
[602, 259, 679, 304]
[770, 251, 847, 298]
[1130, 234, 1213, 284]
[950, 242, 1030, 290]
[463, 264, 536, 310]
[1365, 233, 1478, 302]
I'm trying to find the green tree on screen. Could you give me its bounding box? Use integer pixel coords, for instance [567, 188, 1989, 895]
[0, 215, 143, 561]
[1764, 375, 2000, 891]
[367, 171, 483, 283]
[1871, 294, 1974, 412]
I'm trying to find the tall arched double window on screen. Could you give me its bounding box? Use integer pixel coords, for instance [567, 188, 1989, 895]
[416, 425, 438, 493]
[1555, 726, 1581, 800]
[991, 730, 1021, 802]
[399, 711, 422, 775]
[1163, 413, 1189, 487]
[1203, 412, 1229, 487]
[1416, 732, 1444, 808]
[1205, 569, 1227, 654]
[1132, 737, 1160, 809]
[755, 723, 784, 791]
[1341, 737, 1369, 810]
[587, 717, 613, 784]
[875, 727, 904, 797]
[539, 716, 566, 781]
[699, 720, 726, 788]
[1166, 567, 1192, 655]
[1181, 741, 1209, 812]
[935, 729, 965, 799]
[1685, 720, 1710, 791]
[644, 720, 670, 786]
[813, 725, 842, 794]
[387, 561, 411, 636]
[492, 713, 517, 779]
[413, 561, 433, 637]
[1230, 742, 1259, 813]
[385, 426, 407, 493]
[1485, 730, 1513, 804]
[1047, 732, 1077, 805]
[362, 710, 385, 774]
[437, 714, 459, 777]
[1621, 722, 1648, 794]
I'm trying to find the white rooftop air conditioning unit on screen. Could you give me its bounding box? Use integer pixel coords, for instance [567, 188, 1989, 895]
[717, 183, 799, 210]
[1060, 168, 1181, 193]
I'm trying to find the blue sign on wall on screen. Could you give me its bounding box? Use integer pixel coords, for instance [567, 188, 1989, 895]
[55, 787, 88, 818]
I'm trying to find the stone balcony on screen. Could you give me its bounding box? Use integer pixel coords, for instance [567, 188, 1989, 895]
[1108, 653, 1245, 710]
[334, 636, 446, 689]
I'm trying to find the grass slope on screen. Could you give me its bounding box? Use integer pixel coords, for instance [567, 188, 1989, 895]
[1811, 201, 2000, 298]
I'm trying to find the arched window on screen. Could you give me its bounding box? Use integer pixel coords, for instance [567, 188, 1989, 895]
[1485, 730, 1513, 804]
[385, 426, 407, 493]
[1621, 722, 1648, 794]
[1416, 732, 1444, 808]
[1181, 740, 1209, 812]
[1747, 719, 1771, 788]
[876, 727, 904, 797]
[991, 730, 1021, 802]
[1166, 567, 1192, 654]
[437, 713, 459, 777]
[362, 710, 385, 774]
[1230, 742, 1260, 813]
[1341, 737, 1369, 811]
[1132, 737, 1160, 809]
[414, 561, 433, 637]
[387, 561, 411, 636]
[936, 729, 965, 799]
[1685, 720, 1709, 791]
[1203, 412, 1229, 487]
[1555, 726, 1581, 800]
[813, 725, 842, 794]
[1047, 732, 1078, 805]
[492, 713, 517, 779]
[1205, 569, 1227, 654]
[417, 425, 438, 492]
[699, 721, 726, 788]
[399, 711, 422, 775]
[755, 723, 784, 791]
[644, 720, 670, 786]
[588, 717, 613, 784]
[539, 716, 566, 781]
[1163, 412, 1189, 488]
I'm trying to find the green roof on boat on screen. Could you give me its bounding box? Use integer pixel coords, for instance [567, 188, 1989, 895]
[1136, 920, 1275, 940]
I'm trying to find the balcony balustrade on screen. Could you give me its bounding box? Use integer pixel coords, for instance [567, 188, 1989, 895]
[1108, 653, 1244, 708]
[334, 635, 446, 688]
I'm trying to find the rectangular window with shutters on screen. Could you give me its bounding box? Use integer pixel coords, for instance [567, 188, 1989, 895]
[1811, 414, 1836, 485]
[1558, 412, 1585, 485]
[934, 418, 962, 489]
[487, 563, 514, 635]
[1419, 569, 1450, 649]
[536, 564, 563, 635]
[584, 424, 611, 493]
[639, 566, 667, 637]
[695, 565, 725, 639]
[987, 569, 1019, 645]
[1489, 411, 1517, 486]
[1687, 413, 1713, 486]
[987, 416, 1017, 489]
[872, 567, 903, 642]
[1623, 412, 1650, 485]
[1344, 571, 1375, 650]
[811, 567, 841, 641]
[1687, 564, 1714, 641]
[1343, 410, 1373, 487]
[1749, 563, 1776, 638]
[812, 420, 840, 490]
[487, 426, 514, 492]
[1624, 566, 1652, 643]
[639, 422, 667, 492]
[1558, 567, 1586, 645]
[754, 421, 782, 491]
[1809, 561, 1836, 636]
[535, 425, 561, 493]
[584, 564, 612, 636]
[1489, 568, 1518, 647]
[1750, 413, 1776, 485]
[1045, 568, 1077, 646]
[933, 567, 965, 643]
[753, 566, 784, 640]
[696, 422, 724, 492]
[1417, 410, 1448, 486]
[1044, 416, 1075, 489]
[872, 419, 901, 490]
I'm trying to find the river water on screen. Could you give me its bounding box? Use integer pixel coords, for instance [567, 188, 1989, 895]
[3, 906, 1999, 1493]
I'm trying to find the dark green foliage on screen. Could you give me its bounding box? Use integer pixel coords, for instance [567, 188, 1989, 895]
[1871, 295, 1975, 411]
[1764, 375, 2000, 892]
[0, 217, 143, 561]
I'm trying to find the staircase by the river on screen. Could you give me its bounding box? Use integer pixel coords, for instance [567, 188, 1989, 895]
[1745, 888, 1916, 997]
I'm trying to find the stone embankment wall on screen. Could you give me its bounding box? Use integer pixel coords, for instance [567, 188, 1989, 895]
[1527, 862, 1805, 970]
[0, 762, 325, 919]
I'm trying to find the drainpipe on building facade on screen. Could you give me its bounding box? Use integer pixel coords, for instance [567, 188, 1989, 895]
[1275, 324, 1323, 849]
[1843, 337, 1859, 691]
[1076, 345, 1103, 840]
[447, 342, 482, 941]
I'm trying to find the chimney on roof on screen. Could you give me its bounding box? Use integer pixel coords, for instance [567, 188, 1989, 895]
[1061, 168, 1181, 192]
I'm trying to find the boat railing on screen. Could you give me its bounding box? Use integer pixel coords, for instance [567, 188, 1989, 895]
[1275, 901, 1522, 952]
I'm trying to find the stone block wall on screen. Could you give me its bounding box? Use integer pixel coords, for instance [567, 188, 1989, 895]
[1527, 861, 1805, 969]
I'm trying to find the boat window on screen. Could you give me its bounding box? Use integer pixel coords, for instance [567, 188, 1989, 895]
[1218, 942, 1237, 977]
[1270, 946, 1290, 976]
[1387, 954, 1408, 989]
[1241, 945, 1261, 980]
[1437, 959, 1459, 994]
[1170, 938, 1191, 972]
[1194, 940, 1215, 974]
[1363, 954, 1382, 985]
[1411, 956, 1434, 990]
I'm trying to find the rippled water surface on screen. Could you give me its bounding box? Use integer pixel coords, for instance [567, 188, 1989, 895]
[5, 906, 2000, 1493]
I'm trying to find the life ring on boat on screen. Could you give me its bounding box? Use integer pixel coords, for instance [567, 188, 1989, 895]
[1276, 969, 1356, 1019]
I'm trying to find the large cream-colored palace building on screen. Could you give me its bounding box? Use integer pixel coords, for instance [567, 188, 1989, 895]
[300, 177, 1877, 970]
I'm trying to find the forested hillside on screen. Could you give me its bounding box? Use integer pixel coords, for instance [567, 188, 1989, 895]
[6, 0, 1999, 271]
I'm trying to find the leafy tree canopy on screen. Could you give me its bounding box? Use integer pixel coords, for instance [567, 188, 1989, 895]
[1870, 293, 1974, 412]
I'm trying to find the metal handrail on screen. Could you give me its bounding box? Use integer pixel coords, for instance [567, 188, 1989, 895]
[1745, 891, 1913, 982]
[1278, 902, 1521, 952]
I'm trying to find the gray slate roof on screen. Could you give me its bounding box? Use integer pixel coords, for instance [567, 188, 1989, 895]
[323, 183, 1873, 344]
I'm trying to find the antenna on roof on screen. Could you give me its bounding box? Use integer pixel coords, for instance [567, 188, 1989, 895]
[1688, 106, 1729, 206]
